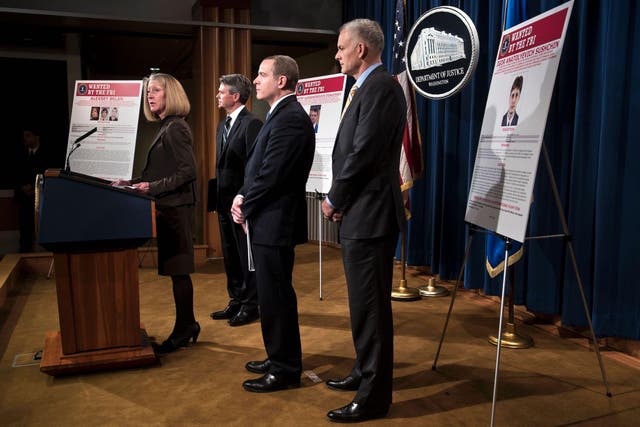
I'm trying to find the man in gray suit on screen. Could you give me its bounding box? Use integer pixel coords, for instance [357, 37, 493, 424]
[210, 74, 262, 327]
[322, 19, 407, 422]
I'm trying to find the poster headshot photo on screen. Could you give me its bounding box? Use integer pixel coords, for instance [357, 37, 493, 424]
[309, 105, 321, 133]
[90, 106, 100, 121]
[99, 107, 109, 121]
[501, 75, 523, 127]
[109, 106, 119, 121]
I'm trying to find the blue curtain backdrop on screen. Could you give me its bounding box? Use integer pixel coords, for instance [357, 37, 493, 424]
[342, 0, 640, 340]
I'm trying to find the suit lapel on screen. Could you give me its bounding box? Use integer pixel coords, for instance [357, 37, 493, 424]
[215, 120, 225, 166]
[265, 95, 296, 124]
[248, 95, 296, 158]
[219, 116, 237, 160]
[226, 109, 246, 144]
[149, 120, 169, 150]
[334, 66, 387, 150]
[143, 117, 172, 170]
[218, 108, 248, 165]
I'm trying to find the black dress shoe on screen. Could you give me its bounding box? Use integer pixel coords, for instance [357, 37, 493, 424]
[242, 373, 300, 393]
[326, 375, 361, 391]
[210, 300, 241, 320]
[327, 402, 388, 423]
[156, 322, 201, 354]
[245, 358, 271, 374]
[228, 307, 259, 326]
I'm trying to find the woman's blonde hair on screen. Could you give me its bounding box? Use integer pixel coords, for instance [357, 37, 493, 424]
[143, 73, 191, 121]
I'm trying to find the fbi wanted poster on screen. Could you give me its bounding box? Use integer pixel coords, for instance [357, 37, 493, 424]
[66, 80, 143, 180]
[465, 1, 574, 242]
[296, 74, 347, 194]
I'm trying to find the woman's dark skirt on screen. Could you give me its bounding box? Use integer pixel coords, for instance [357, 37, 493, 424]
[155, 204, 195, 276]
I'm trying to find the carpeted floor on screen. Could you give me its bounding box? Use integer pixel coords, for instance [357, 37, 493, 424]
[0, 243, 639, 426]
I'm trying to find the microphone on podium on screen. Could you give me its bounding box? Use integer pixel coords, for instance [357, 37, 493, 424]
[65, 127, 97, 173]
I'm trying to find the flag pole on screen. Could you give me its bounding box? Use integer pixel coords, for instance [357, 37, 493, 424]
[391, 231, 421, 301]
[391, 0, 422, 302]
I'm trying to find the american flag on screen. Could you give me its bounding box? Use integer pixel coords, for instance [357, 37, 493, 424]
[392, 0, 423, 219]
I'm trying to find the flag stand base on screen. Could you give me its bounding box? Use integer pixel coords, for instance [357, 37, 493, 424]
[488, 322, 533, 349]
[488, 269, 533, 349]
[391, 279, 421, 301]
[392, 232, 421, 301]
[418, 276, 449, 297]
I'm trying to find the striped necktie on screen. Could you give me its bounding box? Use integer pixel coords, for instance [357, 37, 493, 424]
[222, 116, 231, 147]
[341, 85, 358, 118]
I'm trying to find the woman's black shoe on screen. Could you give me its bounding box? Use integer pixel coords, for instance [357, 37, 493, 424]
[156, 322, 200, 354]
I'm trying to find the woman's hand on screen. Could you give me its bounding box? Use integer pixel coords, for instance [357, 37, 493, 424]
[111, 179, 131, 187]
[132, 182, 150, 193]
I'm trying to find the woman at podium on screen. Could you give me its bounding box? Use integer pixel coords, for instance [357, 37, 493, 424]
[113, 73, 199, 354]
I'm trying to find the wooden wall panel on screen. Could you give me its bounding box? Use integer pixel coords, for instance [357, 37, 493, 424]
[192, 1, 252, 258]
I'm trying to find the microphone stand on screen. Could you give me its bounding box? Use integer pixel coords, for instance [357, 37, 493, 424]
[65, 143, 82, 173]
[65, 127, 97, 173]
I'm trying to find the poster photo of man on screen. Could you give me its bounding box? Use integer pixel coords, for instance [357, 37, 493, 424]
[309, 105, 321, 133]
[501, 75, 523, 127]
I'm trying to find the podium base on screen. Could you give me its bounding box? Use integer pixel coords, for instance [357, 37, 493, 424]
[40, 329, 158, 376]
[488, 322, 534, 349]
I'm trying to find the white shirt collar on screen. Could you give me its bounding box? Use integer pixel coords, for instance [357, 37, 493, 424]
[227, 104, 245, 129]
[267, 93, 295, 118]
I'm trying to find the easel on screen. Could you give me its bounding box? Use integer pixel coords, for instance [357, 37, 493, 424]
[432, 141, 612, 427]
[310, 191, 326, 300]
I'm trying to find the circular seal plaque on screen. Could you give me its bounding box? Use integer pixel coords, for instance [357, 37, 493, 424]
[405, 6, 480, 100]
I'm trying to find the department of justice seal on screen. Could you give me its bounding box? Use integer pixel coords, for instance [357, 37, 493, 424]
[405, 6, 480, 99]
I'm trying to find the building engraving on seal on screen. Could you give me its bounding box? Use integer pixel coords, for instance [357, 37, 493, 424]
[410, 27, 466, 70]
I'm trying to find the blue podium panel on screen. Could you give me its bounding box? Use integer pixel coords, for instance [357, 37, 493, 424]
[38, 170, 154, 252]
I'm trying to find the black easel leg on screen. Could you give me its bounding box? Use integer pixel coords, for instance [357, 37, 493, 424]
[542, 142, 611, 397]
[433, 226, 475, 370]
[490, 238, 511, 427]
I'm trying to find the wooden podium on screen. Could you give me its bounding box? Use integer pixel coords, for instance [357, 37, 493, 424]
[37, 170, 158, 375]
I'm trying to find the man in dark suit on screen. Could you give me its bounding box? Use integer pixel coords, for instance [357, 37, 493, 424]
[231, 55, 315, 392]
[210, 74, 263, 326]
[321, 19, 407, 422]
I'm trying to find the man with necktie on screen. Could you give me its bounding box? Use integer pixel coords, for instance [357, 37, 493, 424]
[231, 55, 315, 392]
[210, 74, 263, 326]
[321, 19, 407, 422]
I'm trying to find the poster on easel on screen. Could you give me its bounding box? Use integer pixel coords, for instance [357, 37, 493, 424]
[464, 1, 574, 243]
[66, 80, 143, 180]
[295, 74, 347, 194]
